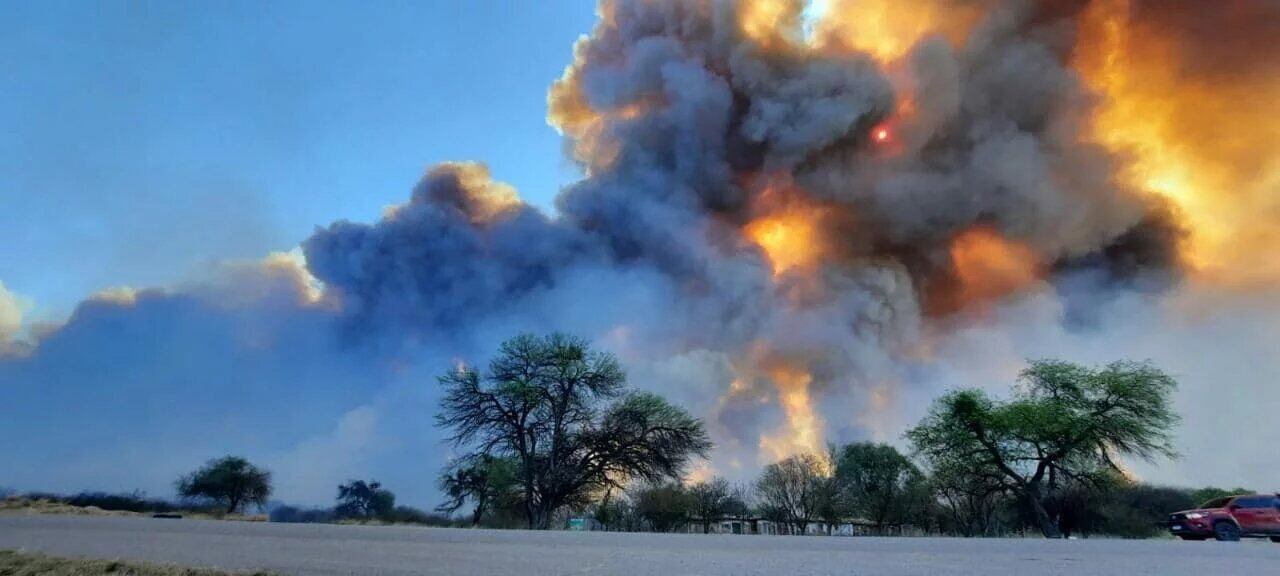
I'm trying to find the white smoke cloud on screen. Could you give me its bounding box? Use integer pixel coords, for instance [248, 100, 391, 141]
[272, 406, 382, 505]
[900, 280, 1280, 491]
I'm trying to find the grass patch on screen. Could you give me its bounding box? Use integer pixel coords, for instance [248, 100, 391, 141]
[0, 497, 137, 517]
[0, 550, 275, 575]
[0, 497, 266, 523]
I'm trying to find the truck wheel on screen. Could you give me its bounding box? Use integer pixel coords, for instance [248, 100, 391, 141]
[1213, 522, 1241, 542]
[1270, 536, 1280, 543]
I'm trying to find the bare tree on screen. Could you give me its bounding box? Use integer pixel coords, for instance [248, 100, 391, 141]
[755, 453, 828, 534]
[688, 477, 748, 533]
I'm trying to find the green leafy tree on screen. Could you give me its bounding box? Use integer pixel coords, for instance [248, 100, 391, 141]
[437, 455, 520, 526]
[907, 359, 1179, 538]
[335, 480, 396, 520]
[175, 456, 272, 514]
[927, 454, 1007, 537]
[633, 482, 692, 532]
[834, 442, 930, 534]
[755, 453, 829, 534]
[688, 477, 748, 533]
[1188, 486, 1252, 507]
[1094, 480, 1196, 538]
[437, 333, 712, 529]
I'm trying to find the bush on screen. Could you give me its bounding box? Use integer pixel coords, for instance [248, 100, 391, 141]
[1097, 484, 1197, 538]
[65, 491, 179, 514]
[385, 505, 456, 526]
[270, 505, 336, 524]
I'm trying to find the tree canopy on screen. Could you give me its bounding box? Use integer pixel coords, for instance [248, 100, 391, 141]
[907, 359, 1179, 538]
[833, 442, 930, 532]
[755, 452, 830, 534]
[688, 477, 748, 533]
[437, 455, 520, 526]
[335, 479, 395, 520]
[175, 456, 272, 514]
[633, 481, 693, 532]
[437, 333, 712, 529]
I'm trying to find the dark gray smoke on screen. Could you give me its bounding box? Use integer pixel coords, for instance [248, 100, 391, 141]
[297, 0, 1181, 476]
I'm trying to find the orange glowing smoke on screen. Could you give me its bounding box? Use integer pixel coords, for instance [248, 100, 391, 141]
[813, 0, 981, 62]
[947, 227, 1043, 309]
[739, 0, 806, 49]
[745, 209, 826, 277]
[743, 180, 831, 277]
[757, 364, 825, 462]
[1075, 0, 1280, 285]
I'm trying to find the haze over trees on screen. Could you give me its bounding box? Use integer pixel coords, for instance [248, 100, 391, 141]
[175, 456, 272, 514]
[907, 359, 1180, 538]
[436, 333, 712, 529]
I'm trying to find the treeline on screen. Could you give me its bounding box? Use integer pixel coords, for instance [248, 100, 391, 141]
[8, 334, 1219, 539]
[172, 456, 456, 526]
[271, 479, 456, 527]
[4, 461, 456, 528]
[433, 337, 1207, 538]
[432, 442, 1246, 538]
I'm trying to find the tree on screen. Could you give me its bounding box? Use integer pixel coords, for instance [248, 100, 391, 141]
[633, 482, 692, 532]
[437, 455, 519, 526]
[688, 477, 748, 533]
[755, 453, 828, 534]
[834, 442, 930, 534]
[176, 456, 272, 514]
[437, 333, 712, 529]
[927, 453, 1007, 537]
[335, 479, 396, 520]
[907, 359, 1179, 538]
[1188, 486, 1251, 507]
[1097, 482, 1197, 538]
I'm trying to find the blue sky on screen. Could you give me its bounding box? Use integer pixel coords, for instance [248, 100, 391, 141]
[1, 0, 596, 324]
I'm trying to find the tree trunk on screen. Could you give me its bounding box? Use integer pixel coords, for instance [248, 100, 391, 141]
[1025, 484, 1061, 539]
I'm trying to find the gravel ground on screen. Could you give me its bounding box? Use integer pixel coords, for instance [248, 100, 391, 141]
[2, 514, 1277, 576]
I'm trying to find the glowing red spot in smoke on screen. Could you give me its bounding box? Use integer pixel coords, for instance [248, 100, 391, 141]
[872, 126, 891, 144]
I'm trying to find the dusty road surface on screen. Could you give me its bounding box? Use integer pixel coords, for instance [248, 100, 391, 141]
[2, 514, 1278, 576]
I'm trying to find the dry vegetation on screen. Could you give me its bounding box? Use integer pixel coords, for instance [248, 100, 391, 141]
[0, 497, 266, 522]
[0, 550, 275, 576]
[0, 497, 136, 517]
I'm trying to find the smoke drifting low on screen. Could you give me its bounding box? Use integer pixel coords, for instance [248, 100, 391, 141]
[2, 0, 1276, 504]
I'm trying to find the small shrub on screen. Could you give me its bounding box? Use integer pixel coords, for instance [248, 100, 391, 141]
[270, 505, 335, 524]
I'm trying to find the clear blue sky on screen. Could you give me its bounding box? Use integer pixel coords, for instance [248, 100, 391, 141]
[1, 0, 597, 324]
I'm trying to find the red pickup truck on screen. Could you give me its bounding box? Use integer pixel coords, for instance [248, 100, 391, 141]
[1168, 494, 1280, 541]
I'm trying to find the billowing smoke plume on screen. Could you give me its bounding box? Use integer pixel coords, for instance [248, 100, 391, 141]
[2, 0, 1277, 504]
[301, 0, 1181, 474]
